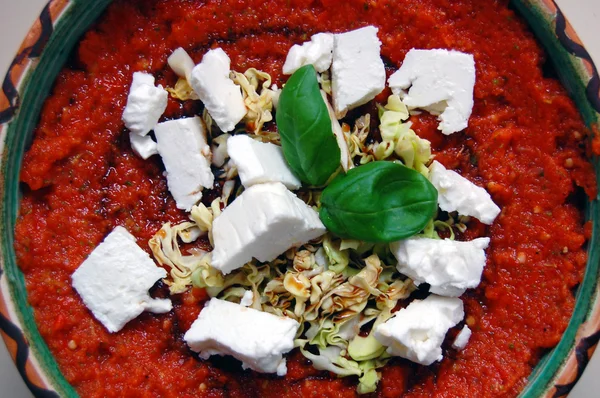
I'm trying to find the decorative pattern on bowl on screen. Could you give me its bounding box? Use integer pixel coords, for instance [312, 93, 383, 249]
[0, 0, 598, 396]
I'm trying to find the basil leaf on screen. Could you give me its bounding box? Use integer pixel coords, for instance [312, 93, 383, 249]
[276, 65, 341, 186]
[320, 161, 438, 242]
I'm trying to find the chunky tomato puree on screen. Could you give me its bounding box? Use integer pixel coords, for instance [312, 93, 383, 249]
[14, 0, 597, 396]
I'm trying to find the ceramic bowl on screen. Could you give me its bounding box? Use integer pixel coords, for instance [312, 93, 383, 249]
[0, 0, 599, 396]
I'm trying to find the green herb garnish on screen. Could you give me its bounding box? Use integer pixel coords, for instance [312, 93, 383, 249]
[276, 65, 341, 186]
[319, 161, 438, 242]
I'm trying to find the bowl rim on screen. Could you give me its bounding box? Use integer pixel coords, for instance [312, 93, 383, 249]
[0, 0, 599, 397]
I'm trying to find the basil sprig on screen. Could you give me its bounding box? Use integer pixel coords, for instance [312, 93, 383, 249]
[276, 65, 341, 186]
[320, 161, 438, 242]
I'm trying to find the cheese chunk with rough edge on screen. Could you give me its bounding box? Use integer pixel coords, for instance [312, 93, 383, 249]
[391, 237, 490, 297]
[129, 132, 158, 160]
[190, 48, 246, 132]
[388, 49, 475, 135]
[168, 47, 195, 79]
[71, 226, 172, 333]
[331, 26, 385, 117]
[452, 325, 472, 350]
[429, 160, 500, 224]
[122, 72, 168, 136]
[184, 297, 299, 375]
[374, 295, 464, 366]
[154, 116, 214, 211]
[227, 135, 301, 190]
[283, 33, 334, 75]
[211, 182, 326, 274]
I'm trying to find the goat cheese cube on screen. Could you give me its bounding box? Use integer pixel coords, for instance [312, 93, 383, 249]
[227, 135, 301, 190]
[452, 325, 472, 350]
[391, 237, 490, 297]
[331, 26, 386, 117]
[282, 33, 334, 75]
[374, 295, 464, 366]
[154, 116, 214, 211]
[429, 160, 500, 224]
[184, 298, 299, 375]
[71, 226, 172, 333]
[190, 48, 246, 132]
[129, 132, 158, 159]
[211, 182, 326, 274]
[168, 47, 195, 79]
[388, 49, 476, 135]
[122, 72, 168, 136]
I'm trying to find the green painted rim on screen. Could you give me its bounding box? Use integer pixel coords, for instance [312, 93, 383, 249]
[0, 1, 598, 397]
[1, 1, 112, 397]
[512, 1, 600, 396]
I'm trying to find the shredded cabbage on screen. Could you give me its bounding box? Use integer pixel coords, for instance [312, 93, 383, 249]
[318, 70, 332, 95]
[166, 77, 199, 101]
[231, 68, 276, 135]
[189, 240, 414, 393]
[376, 95, 433, 177]
[321, 91, 352, 172]
[149, 200, 222, 294]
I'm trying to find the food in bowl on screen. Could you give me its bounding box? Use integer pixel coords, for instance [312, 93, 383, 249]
[13, 0, 598, 396]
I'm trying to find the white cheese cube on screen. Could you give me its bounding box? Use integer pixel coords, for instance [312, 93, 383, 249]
[190, 48, 246, 132]
[227, 135, 301, 190]
[390, 237, 490, 297]
[129, 132, 158, 159]
[184, 298, 299, 375]
[374, 295, 464, 366]
[331, 26, 386, 117]
[71, 226, 172, 333]
[429, 160, 500, 224]
[154, 116, 214, 211]
[211, 182, 326, 274]
[122, 72, 168, 136]
[388, 49, 475, 135]
[282, 33, 334, 75]
[452, 325, 472, 350]
[168, 47, 195, 79]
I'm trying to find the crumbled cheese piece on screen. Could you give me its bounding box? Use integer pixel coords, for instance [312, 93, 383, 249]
[271, 84, 282, 109]
[452, 325, 472, 350]
[282, 33, 334, 75]
[154, 116, 214, 211]
[71, 226, 172, 333]
[190, 48, 246, 132]
[429, 160, 500, 224]
[227, 135, 301, 190]
[390, 237, 490, 297]
[211, 182, 326, 274]
[374, 295, 464, 366]
[184, 298, 299, 375]
[240, 290, 254, 307]
[122, 72, 168, 136]
[129, 132, 158, 159]
[388, 49, 475, 135]
[314, 247, 327, 268]
[331, 26, 385, 117]
[168, 47, 195, 79]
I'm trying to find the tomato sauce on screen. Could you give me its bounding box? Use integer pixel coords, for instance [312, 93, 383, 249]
[14, 0, 597, 396]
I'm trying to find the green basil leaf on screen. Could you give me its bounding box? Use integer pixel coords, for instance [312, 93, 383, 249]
[320, 161, 438, 242]
[276, 65, 341, 186]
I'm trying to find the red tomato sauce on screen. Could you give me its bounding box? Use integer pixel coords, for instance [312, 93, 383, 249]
[14, 0, 597, 397]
